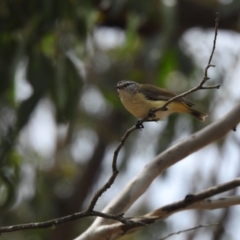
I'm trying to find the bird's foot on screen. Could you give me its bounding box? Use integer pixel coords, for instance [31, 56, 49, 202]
[136, 120, 144, 130]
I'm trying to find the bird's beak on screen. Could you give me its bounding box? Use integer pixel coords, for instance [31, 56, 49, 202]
[115, 85, 119, 89]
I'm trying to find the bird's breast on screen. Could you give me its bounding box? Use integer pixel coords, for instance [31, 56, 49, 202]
[119, 91, 172, 119]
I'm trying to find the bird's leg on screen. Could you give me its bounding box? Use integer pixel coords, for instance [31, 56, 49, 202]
[148, 108, 156, 119]
[136, 109, 161, 130]
[148, 109, 160, 122]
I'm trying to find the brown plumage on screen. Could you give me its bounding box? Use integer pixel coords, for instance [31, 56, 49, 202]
[116, 80, 208, 121]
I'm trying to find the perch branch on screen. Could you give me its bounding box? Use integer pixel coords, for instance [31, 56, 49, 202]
[138, 12, 220, 125]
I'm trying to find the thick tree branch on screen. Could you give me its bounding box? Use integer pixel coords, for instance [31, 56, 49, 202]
[148, 178, 240, 218]
[102, 102, 240, 218]
[76, 180, 240, 240]
[77, 102, 240, 239]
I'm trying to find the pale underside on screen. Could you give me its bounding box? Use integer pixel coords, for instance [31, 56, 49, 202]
[119, 90, 188, 119]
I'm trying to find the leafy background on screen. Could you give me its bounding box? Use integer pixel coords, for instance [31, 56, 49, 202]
[0, 0, 240, 239]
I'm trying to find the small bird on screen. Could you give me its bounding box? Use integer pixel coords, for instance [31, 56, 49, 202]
[116, 80, 207, 122]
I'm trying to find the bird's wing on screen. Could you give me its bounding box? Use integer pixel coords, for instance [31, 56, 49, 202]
[139, 84, 194, 107]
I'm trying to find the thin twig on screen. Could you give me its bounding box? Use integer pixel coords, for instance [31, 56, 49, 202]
[138, 12, 220, 125]
[87, 126, 136, 211]
[0, 210, 145, 234]
[159, 223, 219, 240]
[207, 13, 219, 66]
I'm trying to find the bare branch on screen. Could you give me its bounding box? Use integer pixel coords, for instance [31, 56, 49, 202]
[149, 178, 240, 217]
[75, 195, 240, 240]
[189, 195, 240, 210]
[78, 102, 240, 239]
[137, 12, 220, 124]
[0, 88, 140, 235]
[159, 223, 219, 240]
[0, 210, 142, 234]
[207, 13, 219, 65]
[76, 183, 240, 239]
[105, 102, 240, 217]
[87, 126, 136, 211]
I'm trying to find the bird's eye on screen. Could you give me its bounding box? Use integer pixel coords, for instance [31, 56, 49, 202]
[122, 82, 131, 88]
[117, 81, 133, 89]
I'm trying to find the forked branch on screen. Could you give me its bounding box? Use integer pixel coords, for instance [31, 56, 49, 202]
[137, 12, 220, 120]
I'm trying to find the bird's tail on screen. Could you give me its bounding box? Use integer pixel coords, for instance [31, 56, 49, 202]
[189, 108, 208, 122]
[168, 102, 208, 122]
[176, 102, 208, 122]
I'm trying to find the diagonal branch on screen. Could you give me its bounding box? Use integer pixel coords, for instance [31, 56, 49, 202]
[159, 223, 220, 240]
[77, 180, 240, 239]
[154, 12, 220, 111]
[148, 178, 240, 217]
[78, 101, 240, 238]
[76, 196, 240, 240]
[87, 12, 221, 214]
[137, 12, 220, 124]
[86, 126, 136, 211]
[0, 67, 237, 239]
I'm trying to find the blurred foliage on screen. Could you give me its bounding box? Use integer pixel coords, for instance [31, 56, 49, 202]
[0, 0, 240, 239]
